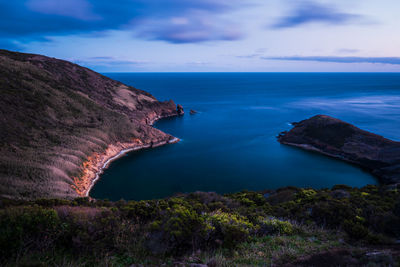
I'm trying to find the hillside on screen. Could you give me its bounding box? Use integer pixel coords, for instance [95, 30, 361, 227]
[0, 49, 179, 199]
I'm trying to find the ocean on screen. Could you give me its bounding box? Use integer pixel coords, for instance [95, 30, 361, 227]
[90, 73, 400, 201]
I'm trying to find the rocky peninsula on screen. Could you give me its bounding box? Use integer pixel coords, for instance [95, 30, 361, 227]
[0, 49, 182, 199]
[278, 115, 400, 185]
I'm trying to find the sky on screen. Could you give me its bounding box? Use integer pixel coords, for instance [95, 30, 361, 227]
[1, 0, 400, 72]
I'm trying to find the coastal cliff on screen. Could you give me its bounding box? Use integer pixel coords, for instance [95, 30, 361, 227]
[0, 49, 181, 199]
[278, 115, 400, 184]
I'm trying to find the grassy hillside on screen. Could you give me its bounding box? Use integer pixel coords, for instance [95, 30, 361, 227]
[0, 185, 399, 266]
[0, 50, 178, 199]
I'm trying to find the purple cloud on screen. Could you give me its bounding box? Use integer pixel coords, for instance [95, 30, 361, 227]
[73, 56, 148, 66]
[0, 0, 244, 45]
[272, 2, 361, 28]
[263, 56, 400, 65]
[135, 13, 243, 43]
[236, 54, 261, 59]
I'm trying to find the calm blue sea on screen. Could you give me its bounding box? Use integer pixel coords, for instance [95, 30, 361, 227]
[91, 73, 400, 201]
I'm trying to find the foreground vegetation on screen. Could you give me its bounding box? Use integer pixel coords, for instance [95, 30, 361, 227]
[1, 184, 399, 266]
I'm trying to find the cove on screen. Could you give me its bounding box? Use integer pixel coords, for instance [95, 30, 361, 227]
[90, 73, 400, 201]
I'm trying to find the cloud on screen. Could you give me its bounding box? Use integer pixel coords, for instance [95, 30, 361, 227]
[236, 49, 267, 59]
[186, 61, 211, 66]
[336, 48, 359, 54]
[272, 2, 361, 28]
[236, 54, 260, 59]
[73, 56, 148, 67]
[0, 0, 244, 45]
[26, 0, 99, 21]
[0, 39, 23, 51]
[135, 12, 243, 43]
[263, 56, 400, 65]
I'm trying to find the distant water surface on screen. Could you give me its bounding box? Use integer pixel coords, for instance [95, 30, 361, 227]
[91, 73, 400, 201]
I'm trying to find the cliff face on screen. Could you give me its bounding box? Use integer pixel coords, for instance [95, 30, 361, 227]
[0, 49, 179, 199]
[278, 115, 400, 184]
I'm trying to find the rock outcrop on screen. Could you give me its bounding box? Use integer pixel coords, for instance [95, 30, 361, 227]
[278, 115, 400, 184]
[0, 49, 180, 199]
[177, 104, 184, 115]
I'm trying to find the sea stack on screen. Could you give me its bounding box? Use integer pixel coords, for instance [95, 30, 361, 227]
[278, 115, 400, 185]
[177, 104, 184, 115]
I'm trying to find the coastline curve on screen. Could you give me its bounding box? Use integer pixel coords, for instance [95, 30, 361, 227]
[73, 115, 181, 198]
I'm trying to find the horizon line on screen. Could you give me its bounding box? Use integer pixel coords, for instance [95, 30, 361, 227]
[101, 71, 400, 73]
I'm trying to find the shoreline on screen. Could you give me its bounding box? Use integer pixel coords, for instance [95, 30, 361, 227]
[277, 115, 400, 185]
[72, 113, 181, 198]
[279, 140, 380, 181]
[83, 137, 179, 197]
[280, 141, 364, 168]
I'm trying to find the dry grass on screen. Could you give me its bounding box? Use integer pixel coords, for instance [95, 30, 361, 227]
[0, 49, 177, 199]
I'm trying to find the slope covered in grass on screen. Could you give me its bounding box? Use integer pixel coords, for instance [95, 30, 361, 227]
[0, 50, 178, 199]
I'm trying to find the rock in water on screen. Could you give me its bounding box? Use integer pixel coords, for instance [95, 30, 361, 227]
[278, 115, 400, 184]
[177, 104, 184, 115]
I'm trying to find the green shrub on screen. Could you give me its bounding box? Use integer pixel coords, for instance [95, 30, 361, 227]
[228, 191, 267, 207]
[343, 219, 369, 239]
[147, 202, 208, 255]
[296, 189, 317, 202]
[120, 200, 160, 222]
[258, 217, 294, 235]
[0, 205, 60, 258]
[57, 207, 124, 254]
[205, 210, 256, 248]
[310, 200, 356, 227]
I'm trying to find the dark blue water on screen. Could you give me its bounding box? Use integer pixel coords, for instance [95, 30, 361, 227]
[91, 73, 400, 201]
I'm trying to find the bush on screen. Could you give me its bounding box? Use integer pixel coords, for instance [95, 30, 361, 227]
[228, 191, 267, 207]
[296, 189, 317, 202]
[343, 219, 369, 240]
[147, 201, 208, 255]
[258, 217, 295, 235]
[0, 205, 61, 258]
[205, 210, 256, 248]
[57, 207, 124, 254]
[121, 200, 161, 222]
